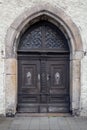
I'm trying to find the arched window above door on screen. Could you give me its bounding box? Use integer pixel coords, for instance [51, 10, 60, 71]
[18, 21, 69, 52]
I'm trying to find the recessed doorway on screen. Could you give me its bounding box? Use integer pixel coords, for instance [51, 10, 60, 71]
[17, 21, 70, 113]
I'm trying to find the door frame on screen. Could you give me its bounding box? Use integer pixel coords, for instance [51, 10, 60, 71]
[5, 4, 83, 116]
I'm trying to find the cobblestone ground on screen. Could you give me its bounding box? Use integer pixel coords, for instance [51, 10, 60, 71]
[0, 116, 87, 130]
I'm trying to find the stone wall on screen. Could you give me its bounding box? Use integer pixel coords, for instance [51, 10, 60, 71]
[0, 0, 87, 116]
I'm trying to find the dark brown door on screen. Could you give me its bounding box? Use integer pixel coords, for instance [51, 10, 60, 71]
[18, 56, 40, 112]
[47, 57, 69, 112]
[17, 54, 70, 113]
[17, 21, 70, 113]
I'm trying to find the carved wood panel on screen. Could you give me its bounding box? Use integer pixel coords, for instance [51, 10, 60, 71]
[18, 59, 40, 112]
[47, 59, 70, 112]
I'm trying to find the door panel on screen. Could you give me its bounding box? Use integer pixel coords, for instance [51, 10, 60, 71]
[18, 59, 40, 112]
[47, 60, 69, 92]
[47, 59, 70, 112]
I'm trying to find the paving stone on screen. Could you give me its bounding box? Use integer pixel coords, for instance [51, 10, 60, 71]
[57, 117, 71, 130]
[0, 116, 87, 130]
[10, 117, 31, 130]
[39, 117, 49, 130]
[29, 117, 40, 130]
[49, 117, 58, 130]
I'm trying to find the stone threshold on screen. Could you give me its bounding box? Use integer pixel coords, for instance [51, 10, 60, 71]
[16, 113, 72, 117]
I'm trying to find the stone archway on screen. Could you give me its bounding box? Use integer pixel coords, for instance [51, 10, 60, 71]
[5, 4, 83, 116]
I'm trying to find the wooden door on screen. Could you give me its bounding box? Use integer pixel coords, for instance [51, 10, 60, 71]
[17, 54, 70, 113]
[47, 57, 70, 112]
[17, 21, 70, 113]
[18, 56, 40, 112]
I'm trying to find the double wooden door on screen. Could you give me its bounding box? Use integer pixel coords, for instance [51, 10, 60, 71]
[17, 54, 70, 113]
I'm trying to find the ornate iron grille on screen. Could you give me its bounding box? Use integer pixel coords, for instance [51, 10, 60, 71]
[18, 21, 69, 52]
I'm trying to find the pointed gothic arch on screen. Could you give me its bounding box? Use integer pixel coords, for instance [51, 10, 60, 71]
[5, 4, 83, 116]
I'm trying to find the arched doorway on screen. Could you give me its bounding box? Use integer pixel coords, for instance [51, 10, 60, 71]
[17, 21, 70, 113]
[5, 4, 83, 116]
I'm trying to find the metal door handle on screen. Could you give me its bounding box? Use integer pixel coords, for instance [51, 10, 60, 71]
[47, 74, 50, 81]
[38, 74, 40, 90]
[38, 74, 40, 80]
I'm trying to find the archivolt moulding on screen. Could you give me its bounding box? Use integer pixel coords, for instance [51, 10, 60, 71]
[5, 3, 83, 59]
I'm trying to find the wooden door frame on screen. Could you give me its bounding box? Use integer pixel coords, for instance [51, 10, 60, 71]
[5, 4, 83, 116]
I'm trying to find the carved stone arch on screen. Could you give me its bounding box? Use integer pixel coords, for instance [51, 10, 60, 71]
[6, 5, 83, 58]
[5, 3, 83, 116]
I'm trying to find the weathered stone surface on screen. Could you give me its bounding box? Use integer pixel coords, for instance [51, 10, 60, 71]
[0, 117, 87, 130]
[80, 56, 87, 116]
[5, 27, 18, 58]
[0, 74, 5, 115]
[68, 59, 81, 116]
[5, 74, 17, 115]
[5, 59, 17, 75]
[0, 59, 4, 75]
[5, 59, 17, 115]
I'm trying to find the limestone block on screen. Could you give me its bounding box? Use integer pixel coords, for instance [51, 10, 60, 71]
[72, 60, 81, 79]
[5, 74, 17, 114]
[70, 60, 81, 114]
[72, 51, 83, 60]
[5, 59, 17, 75]
[0, 58, 4, 75]
[5, 27, 18, 58]
[0, 74, 5, 115]
[80, 56, 87, 116]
